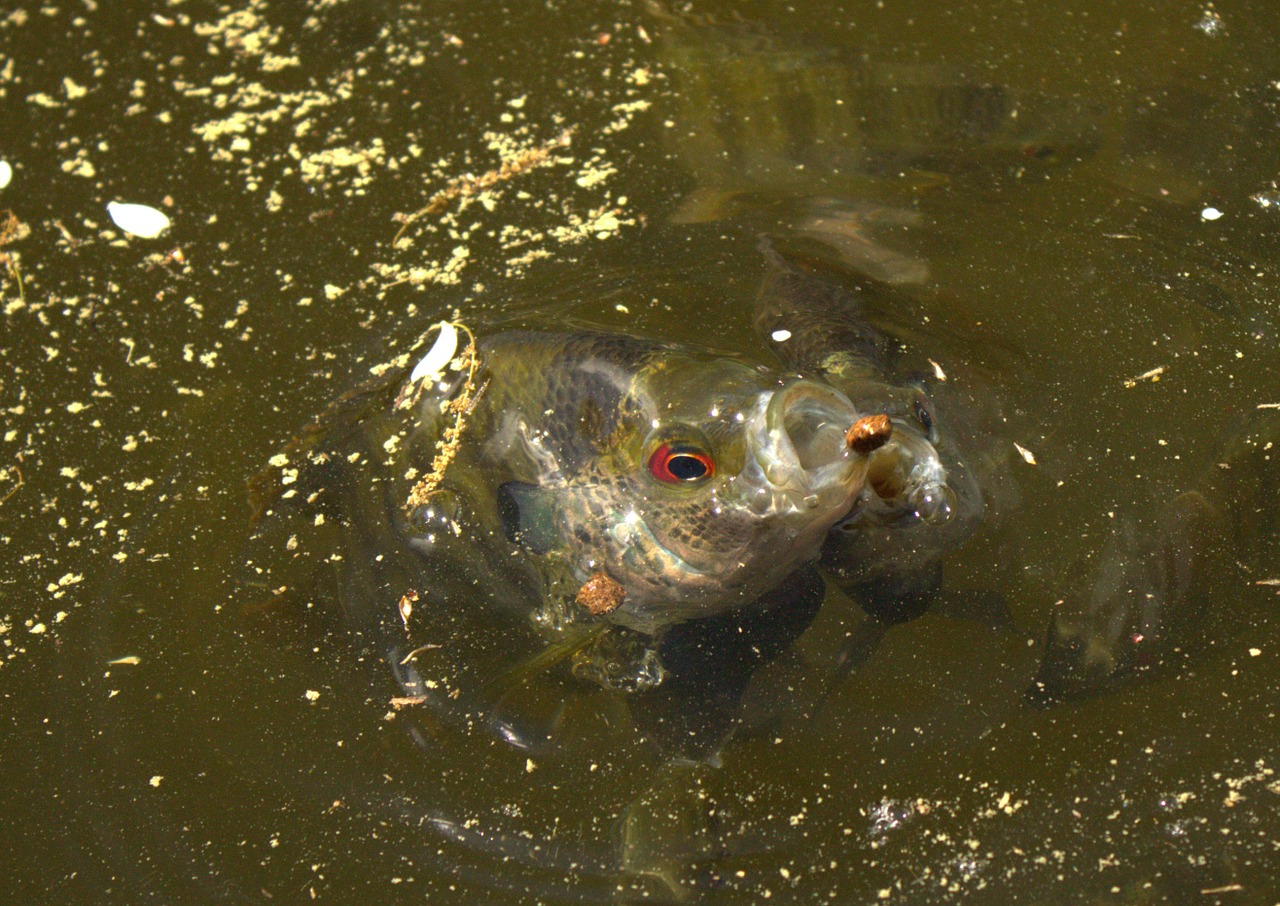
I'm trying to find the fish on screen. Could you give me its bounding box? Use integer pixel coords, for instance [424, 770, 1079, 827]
[1025, 492, 1228, 704]
[644, 2, 1105, 289]
[1026, 410, 1280, 704]
[253, 328, 885, 645]
[754, 239, 984, 620]
[646, 2, 1102, 227]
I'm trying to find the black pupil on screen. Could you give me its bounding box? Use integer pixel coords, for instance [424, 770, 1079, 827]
[667, 453, 708, 481]
[914, 398, 934, 437]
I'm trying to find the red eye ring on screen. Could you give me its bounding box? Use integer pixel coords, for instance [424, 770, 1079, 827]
[648, 443, 715, 483]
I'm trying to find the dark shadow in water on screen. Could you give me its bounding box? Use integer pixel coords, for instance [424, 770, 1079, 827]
[630, 565, 826, 765]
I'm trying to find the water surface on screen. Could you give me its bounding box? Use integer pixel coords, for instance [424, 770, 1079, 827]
[2, 0, 1279, 902]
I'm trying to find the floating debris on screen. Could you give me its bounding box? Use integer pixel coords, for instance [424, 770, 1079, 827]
[398, 589, 418, 631]
[397, 643, 442, 666]
[0, 464, 22, 505]
[1014, 442, 1037, 465]
[1251, 183, 1280, 210]
[0, 211, 26, 306]
[0, 161, 11, 190]
[928, 358, 947, 382]
[392, 127, 575, 247]
[1257, 403, 1280, 410]
[107, 201, 171, 238]
[1123, 365, 1166, 388]
[408, 321, 459, 384]
[1194, 3, 1226, 36]
[403, 322, 483, 513]
[389, 695, 429, 709]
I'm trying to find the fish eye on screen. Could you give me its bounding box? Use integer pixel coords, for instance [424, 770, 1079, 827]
[913, 396, 936, 440]
[648, 442, 715, 484]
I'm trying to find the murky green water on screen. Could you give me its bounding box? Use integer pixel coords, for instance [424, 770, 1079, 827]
[3, 0, 1279, 902]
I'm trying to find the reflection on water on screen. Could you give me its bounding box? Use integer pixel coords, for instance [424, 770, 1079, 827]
[3, 0, 1280, 902]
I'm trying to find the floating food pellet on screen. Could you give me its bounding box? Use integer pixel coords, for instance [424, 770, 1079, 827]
[846, 414, 893, 455]
[107, 201, 171, 238]
[1200, 206, 1224, 221]
[0, 160, 11, 190]
[771, 329, 792, 342]
[576, 571, 626, 615]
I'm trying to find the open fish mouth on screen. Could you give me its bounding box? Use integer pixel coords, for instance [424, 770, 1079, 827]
[863, 423, 957, 526]
[748, 379, 868, 511]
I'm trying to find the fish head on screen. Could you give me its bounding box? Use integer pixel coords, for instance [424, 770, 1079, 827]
[855, 385, 982, 529]
[510, 350, 874, 632]
[863, 419, 956, 527]
[819, 382, 985, 599]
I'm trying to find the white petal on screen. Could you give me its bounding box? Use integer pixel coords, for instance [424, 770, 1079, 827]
[0, 160, 11, 190]
[107, 201, 171, 238]
[409, 321, 459, 383]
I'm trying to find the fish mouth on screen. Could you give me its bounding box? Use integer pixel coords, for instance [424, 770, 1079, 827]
[863, 422, 957, 526]
[748, 379, 868, 511]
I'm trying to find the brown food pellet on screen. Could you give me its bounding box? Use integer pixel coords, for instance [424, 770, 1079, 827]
[847, 413, 893, 455]
[576, 571, 626, 615]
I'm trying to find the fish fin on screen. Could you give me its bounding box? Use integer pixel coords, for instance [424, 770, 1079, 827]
[497, 481, 560, 554]
[484, 625, 606, 701]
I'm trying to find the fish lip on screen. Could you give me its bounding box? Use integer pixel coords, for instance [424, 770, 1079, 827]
[747, 379, 867, 507]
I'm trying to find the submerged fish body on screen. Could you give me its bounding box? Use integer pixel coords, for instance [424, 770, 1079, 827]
[262, 329, 879, 640]
[1027, 411, 1280, 703]
[754, 242, 984, 616]
[1026, 491, 1228, 704]
[649, 4, 1102, 222]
